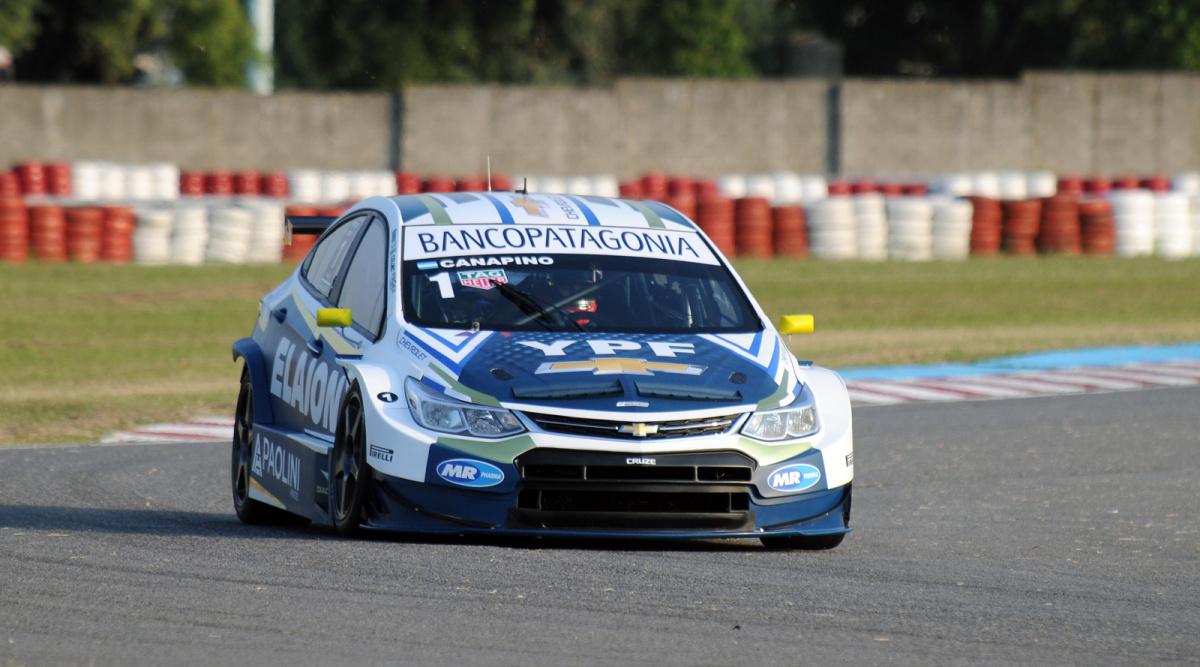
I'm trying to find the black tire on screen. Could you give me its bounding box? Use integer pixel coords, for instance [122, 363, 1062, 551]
[331, 382, 370, 537]
[232, 367, 309, 526]
[760, 532, 845, 550]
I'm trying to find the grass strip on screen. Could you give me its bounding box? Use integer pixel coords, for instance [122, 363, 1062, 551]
[1, 256, 1198, 445]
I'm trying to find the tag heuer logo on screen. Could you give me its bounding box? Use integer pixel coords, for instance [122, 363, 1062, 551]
[618, 423, 659, 437]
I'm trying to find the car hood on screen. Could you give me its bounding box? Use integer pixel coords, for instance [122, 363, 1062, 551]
[404, 327, 794, 414]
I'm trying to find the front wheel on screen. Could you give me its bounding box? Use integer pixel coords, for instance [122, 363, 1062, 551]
[331, 383, 370, 537]
[231, 367, 298, 525]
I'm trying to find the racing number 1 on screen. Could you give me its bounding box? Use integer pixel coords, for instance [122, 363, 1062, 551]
[429, 272, 454, 299]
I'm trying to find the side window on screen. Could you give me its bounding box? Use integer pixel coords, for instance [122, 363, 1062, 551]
[338, 219, 388, 338]
[302, 215, 367, 300]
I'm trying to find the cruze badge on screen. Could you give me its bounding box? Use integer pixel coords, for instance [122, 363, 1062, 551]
[536, 358, 705, 376]
[618, 423, 659, 437]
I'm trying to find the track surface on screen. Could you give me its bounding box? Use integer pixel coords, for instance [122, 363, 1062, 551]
[2, 387, 1198, 666]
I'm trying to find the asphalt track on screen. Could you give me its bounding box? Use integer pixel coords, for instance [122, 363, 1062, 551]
[2, 386, 1198, 666]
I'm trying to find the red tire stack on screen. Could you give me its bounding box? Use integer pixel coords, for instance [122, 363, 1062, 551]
[664, 194, 696, 220]
[1141, 175, 1171, 192]
[180, 171, 206, 197]
[772, 205, 808, 258]
[618, 180, 644, 199]
[827, 180, 852, 196]
[234, 170, 262, 196]
[0, 171, 22, 198]
[878, 182, 904, 196]
[903, 183, 928, 195]
[641, 172, 668, 202]
[456, 176, 487, 192]
[1079, 199, 1116, 255]
[734, 197, 773, 257]
[1114, 176, 1141, 190]
[696, 195, 736, 256]
[1084, 177, 1112, 196]
[47, 162, 72, 196]
[694, 179, 719, 198]
[0, 196, 29, 263]
[396, 171, 421, 195]
[101, 206, 136, 264]
[29, 205, 67, 262]
[967, 196, 1002, 256]
[1001, 199, 1042, 255]
[17, 161, 47, 196]
[262, 172, 289, 198]
[1037, 194, 1081, 255]
[65, 207, 104, 263]
[851, 179, 877, 194]
[1056, 175, 1084, 196]
[206, 170, 235, 196]
[490, 174, 513, 191]
[283, 205, 319, 262]
[422, 176, 455, 193]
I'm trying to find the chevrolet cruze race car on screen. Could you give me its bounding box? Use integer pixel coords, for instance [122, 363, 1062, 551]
[231, 191, 853, 549]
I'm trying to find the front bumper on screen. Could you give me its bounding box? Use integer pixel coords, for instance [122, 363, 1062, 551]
[361, 446, 851, 539]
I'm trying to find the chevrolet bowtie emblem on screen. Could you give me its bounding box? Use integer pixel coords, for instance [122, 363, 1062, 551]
[512, 195, 548, 217]
[535, 358, 706, 376]
[618, 423, 659, 437]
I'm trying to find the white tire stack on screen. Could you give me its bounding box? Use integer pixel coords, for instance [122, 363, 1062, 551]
[1108, 190, 1156, 257]
[244, 201, 286, 263]
[171, 205, 209, 265]
[799, 176, 828, 203]
[773, 172, 803, 206]
[133, 208, 173, 265]
[717, 174, 747, 199]
[99, 163, 126, 201]
[289, 170, 321, 204]
[126, 165, 155, 201]
[537, 176, 565, 194]
[805, 196, 857, 259]
[935, 172, 974, 197]
[853, 192, 888, 260]
[1172, 171, 1200, 196]
[996, 171, 1028, 200]
[887, 196, 934, 261]
[72, 162, 103, 200]
[931, 197, 974, 260]
[206, 205, 254, 264]
[348, 171, 379, 201]
[744, 174, 775, 202]
[971, 172, 1001, 199]
[565, 176, 593, 196]
[1154, 192, 1193, 259]
[590, 175, 619, 198]
[1027, 171, 1058, 198]
[151, 163, 180, 200]
[320, 171, 351, 204]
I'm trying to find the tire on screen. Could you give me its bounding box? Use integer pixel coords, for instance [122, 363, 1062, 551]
[331, 382, 370, 537]
[760, 532, 845, 550]
[232, 367, 282, 524]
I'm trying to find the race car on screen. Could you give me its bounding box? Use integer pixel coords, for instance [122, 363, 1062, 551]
[231, 191, 853, 549]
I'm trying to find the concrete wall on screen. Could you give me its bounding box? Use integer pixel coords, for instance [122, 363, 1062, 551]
[0, 85, 391, 170]
[1, 74, 1199, 177]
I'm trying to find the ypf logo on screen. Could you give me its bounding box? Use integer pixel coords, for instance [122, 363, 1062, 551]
[768, 464, 821, 493]
[436, 459, 505, 488]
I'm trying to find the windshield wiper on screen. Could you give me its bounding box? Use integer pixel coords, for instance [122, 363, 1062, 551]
[495, 282, 584, 331]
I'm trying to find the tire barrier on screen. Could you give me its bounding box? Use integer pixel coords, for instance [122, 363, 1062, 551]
[931, 197, 973, 260]
[132, 208, 174, 266]
[0, 196, 28, 263]
[180, 171, 206, 197]
[887, 197, 934, 261]
[805, 196, 857, 260]
[396, 171, 421, 195]
[734, 197, 773, 258]
[1001, 199, 1042, 256]
[1154, 192, 1193, 259]
[234, 171, 262, 196]
[853, 193, 887, 261]
[263, 172, 290, 198]
[696, 195, 736, 257]
[1173, 172, 1200, 196]
[771, 205, 807, 258]
[101, 206, 135, 264]
[421, 176, 455, 193]
[1108, 190, 1155, 257]
[641, 172, 668, 201]
[64, 207, 104, 263]
[1079, 199, 1116, 255]
[1037, 194, 1082, 256]
[968, 196, 1003, 256]
[664, 194, 696, 221]
[30, 205, 67, 262]
[17, 162, 46, 196]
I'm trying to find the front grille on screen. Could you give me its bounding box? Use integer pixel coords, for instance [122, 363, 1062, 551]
[509, 449, 756, 532]
[523, 411, 740, 440]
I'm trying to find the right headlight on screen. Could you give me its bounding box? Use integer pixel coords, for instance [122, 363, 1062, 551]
[740, 386, 818, 442]
[404, 377, 525, 438]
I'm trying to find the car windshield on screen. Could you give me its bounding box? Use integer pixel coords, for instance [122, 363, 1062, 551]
[401, 253, 762, 333]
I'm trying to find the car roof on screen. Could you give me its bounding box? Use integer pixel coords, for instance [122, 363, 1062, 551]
[382, 191, 697, 231]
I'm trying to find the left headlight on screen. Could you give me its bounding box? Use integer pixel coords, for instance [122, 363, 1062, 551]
[404, 377, 525, 438]
[741, 386, 818, 442]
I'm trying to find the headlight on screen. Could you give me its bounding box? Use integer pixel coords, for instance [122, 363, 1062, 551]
[741, 387, 818, 442]
[404, 377, 525, 438]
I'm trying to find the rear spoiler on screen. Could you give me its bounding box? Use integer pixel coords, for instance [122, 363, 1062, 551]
[284, 216, 337, 245]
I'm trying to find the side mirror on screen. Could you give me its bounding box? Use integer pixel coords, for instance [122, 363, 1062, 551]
[317, 308, 352, 328]
[778, 314, 814, 335]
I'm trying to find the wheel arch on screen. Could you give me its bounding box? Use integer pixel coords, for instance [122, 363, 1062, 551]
[232, 337, 276, 425]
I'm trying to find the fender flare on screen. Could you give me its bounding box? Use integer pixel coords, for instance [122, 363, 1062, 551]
[232, 337, 276, 426]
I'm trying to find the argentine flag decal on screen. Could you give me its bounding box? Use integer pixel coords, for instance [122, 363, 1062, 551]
[416, 260, 438, 270]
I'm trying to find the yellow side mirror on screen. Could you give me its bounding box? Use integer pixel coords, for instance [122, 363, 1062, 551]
[317, 308, 352, 328]
[779, 314, 814, 335]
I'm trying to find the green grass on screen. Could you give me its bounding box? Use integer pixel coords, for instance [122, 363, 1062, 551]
[2, 256, 1199, 445]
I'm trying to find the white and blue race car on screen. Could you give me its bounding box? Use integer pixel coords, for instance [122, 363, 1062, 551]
[231, 191, 853, 548]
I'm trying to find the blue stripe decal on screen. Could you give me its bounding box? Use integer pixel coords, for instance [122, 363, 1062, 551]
[421, 375, 449, 393]
[395, 196, 433, 223]
[407, 334, 466, 375]
[481, 193, 516, 225]
[564, 195, 602, 226]
[766, 338, 782, 377]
